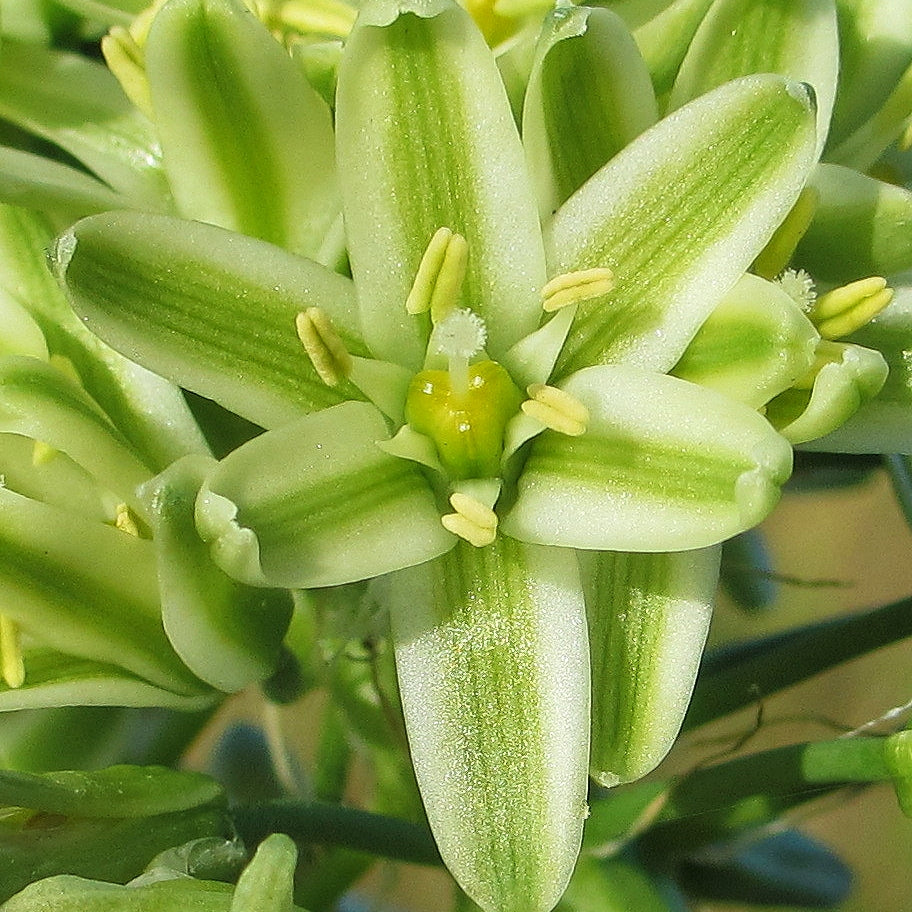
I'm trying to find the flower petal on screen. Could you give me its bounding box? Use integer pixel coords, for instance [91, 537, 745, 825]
[546, 74, 817, 376]
[388, 537, 589, 912]
[671, 273, 819, 408]
[335, 0, 547, 369]
[669, 0, 838, 158]
[52, 211, 365, 428]
[197, 401, 454, 588]
[141, 457, 293, 693]
[582, 547, 720, 787]
[145, 0, 339, 259]
[522, 5, 658, 217]
[503, 366, 793, 551]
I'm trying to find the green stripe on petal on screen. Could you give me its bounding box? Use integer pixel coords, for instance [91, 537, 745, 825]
[145, 0, 339, 259]
[0, 488, 203, 694]
[671, 273, 819, 408]
[336, 0, 547, 369]
[141, 457, 293, 693]
[582, 547, 720, 787]
[53, 211, 365, 428]
[0, 42, 170, 209]
[0, 649, 216, 711]
[503, 366, 793, 551]
[801, 284, 912, 453]
[388, 538, 589, 912]
[522, 5, 659, 217]
[669, 0, 838, 158]
[0, 205, 210, 471]
[198, 401, 454, 588]
[546, 74, 816, 376]
[0, 356, 152, 514]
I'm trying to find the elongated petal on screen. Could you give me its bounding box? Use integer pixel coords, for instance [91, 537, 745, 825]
[197, 401, 454, 588]
[522, 6, 658, 217]
[0, 42, 169, 209]
[669, 0, 838, 157]
[0, 146, 131, 221]
[0, 487, 203, 694]
[795, 163, 912, 282]
[141, 457, 293, 692]
[0, 205, 209, 471]
[335, 0, 547, 369]
[388, 538, 589, 912]
[503, 367, 793, 551]
[671, 273, 819, 408]
[546, 74, 817, 376]
[230, 834, 297, 912]
[0, 650, 216, 711]
[52, 211, 365, 428]
[582, 547, 720, 787]
[0, 356, 152, 513]
[145, 0, 339, 259]
[801, 284, 912, 453]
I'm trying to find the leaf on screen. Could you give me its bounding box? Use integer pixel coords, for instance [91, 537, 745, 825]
[145, 0, 339, 259]
[546, 74, 817, 376]
[335, 0, 547, 369]
[52, 211, 365, 429]
[388, 538, 589, 912]
[197, 401, 455, 588]
[503, 366, 793, 551]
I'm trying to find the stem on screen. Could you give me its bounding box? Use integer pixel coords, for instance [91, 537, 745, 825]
[231, 800, 442, 867]
[685, 594, 912, 731]
[885, 454, 912, 532]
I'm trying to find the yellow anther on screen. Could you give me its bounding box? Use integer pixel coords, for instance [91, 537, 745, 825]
[115, 503, 141, 537]
[541, 267, 615, 312]
[0, 614, 24, 689]
[441, 491, 498, 548]
[810, 276, 893, 339]
[521, 383, 589, 436]
[295, 308, 353, 387]
[752, 186, 819, 280]
[32, 440, 56, 466]
[405, 227, 469, 322]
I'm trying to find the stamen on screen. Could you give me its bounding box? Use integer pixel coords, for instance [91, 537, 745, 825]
[405, 227, 469, 323]
[0, 614, 24, 689]
[541, 267, 614, 312]
[115, 503, 141, 537]
[296, 308, 353, 387]
[441, 491, 498, 548]
[752, 186, 819, 280]
[32, 440, 55, 466]
[521, 383, 589, 436]
[810, 276, 893, 339]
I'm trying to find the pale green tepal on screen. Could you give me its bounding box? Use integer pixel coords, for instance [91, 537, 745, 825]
[50, 0, 824, 908]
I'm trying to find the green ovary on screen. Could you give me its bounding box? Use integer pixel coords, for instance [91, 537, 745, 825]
[405, 360, 523, 479]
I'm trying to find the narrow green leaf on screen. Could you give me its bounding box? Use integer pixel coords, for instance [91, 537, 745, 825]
[145, 0, 339, 259]
[335, 0, 547, 369]
[503, 367, 793, 551]
[0, 765, 222, 818]
[198, 401, 454, 588]
[0, 42, 170, 209]
[582, 547, 720, 787]
[0, 146, 131, 221]
[796, 163, 912, 282]
[0, 487, 202, 694]
[141, 457, 293, 692]
[0, 355, 152, 513]
[827, 0, 912, 147]
[0, 205, 210, 472]
[547, 74, 817, 376]
[669, 0, 838, 157]
[53, 211, 365, 429]
[523, 5, 658, 217]
[388, 538, 589, 912]
[671, 273, 819, 409]
[0, 649, 216, 712]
